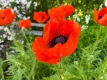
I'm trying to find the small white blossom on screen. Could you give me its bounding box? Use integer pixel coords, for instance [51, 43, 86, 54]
[16, 0, 21, 4]
[21, 0, 27, 5]
[105, 0, 107, 6]
[3, 34, 7, 38]
[26, 1, 32, 9]
[34, 2, 37, 7]
[7, 36, 13, 40]
[85, 15, 90, 24]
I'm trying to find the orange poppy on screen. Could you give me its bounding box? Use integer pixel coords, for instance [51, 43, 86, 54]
[32, 19, 81, 64]
[0, 8, 15, 26]
[48, 5, 75, 19]
[33, 11, 49, 23]
[18, 19, 31, 29]
[94, 7, 107, 26]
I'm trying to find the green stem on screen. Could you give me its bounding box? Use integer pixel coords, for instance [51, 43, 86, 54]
[58, 58, 64, 79]
[6, 27, 24, 56]
[0, 62, 4, 80]
[21, 28, 30, 44]
[6, 27, 14, 37]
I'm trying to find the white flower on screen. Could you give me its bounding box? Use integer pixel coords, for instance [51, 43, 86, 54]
[105, 0, 107, 6]
[21, 0, 27, 5]
[85, 15, 90, 24]
[26, 1, 32, 9]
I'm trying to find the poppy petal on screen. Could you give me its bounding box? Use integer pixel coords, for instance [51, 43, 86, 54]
[18, 19, 31, 29]
[98, 7, 107, 17]
[62, 20, 74, 36]
[6, 13, 15, 24]
[33, 11, 49, 23]
[58, 5, 75, 17]
[43, 19, 60, 42]
[94, 8, 99, 22]
[32, 37, 62, 64]
[32, 37, 48, 52]
[48, 7, 65, 19]
[4, 8, 12, 16]
[37, 43, 61, 64]
[59, 21, 81, 57]
[35, 47, 60, 64]
[59, 34, 75, 57]
[98, 13, 107, 26]
[0, 19, 4, 26]
[94, 7, 107, 26]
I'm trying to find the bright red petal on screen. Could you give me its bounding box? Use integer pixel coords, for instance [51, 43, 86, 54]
[3, 17, 9, 25]
[32, 37, 62, 64]
[32, 37, 48, 52]
[48, 7, 65, 19]
[59, 21, 81, 57]
[58, 5, 75, 17]
[66, 5, 75, 16]
[36, 43, 61, 64]
[18, 19, 31, 29]
[98, 7, 107, 17]
[6, 13, 15, 24]
[61, 20, 74, 36]
[33, 12, 49, 23]
[0, 10, 5, 26]
[98, 13, 107, 26]
[95, 7, 107, 26]
[59, 34, 75, 57]
[4, 8, 12, 16]
[0, 19, 4, 26]
[43, 19, 60, 42]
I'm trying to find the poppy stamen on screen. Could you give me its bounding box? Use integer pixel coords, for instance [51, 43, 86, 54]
[49, 36, 68, 47]
[55, 36, 66, 44]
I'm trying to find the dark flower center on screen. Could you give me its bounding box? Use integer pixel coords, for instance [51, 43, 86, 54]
[49, 35, 68, 47]
[42, 16, 44, 19]
[98, 16, 102, 20]
[1, 16, 5, 20]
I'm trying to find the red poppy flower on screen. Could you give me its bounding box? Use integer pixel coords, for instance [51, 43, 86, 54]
[48, 5, 75, 19]
[58, 5, 75, 17]
[32, 19, 81, 64]
[94, 7, 107, 26]
[18, 19, 31, 29]
[0, 8, 15, 26]
[48, 7, 65, 19]
[33, 11, 49, 23]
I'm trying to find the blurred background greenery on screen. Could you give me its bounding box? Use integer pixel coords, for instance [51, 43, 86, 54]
[0, 0, 104, 22]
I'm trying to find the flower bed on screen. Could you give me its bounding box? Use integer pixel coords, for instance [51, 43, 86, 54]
[1, 0, 107, 80]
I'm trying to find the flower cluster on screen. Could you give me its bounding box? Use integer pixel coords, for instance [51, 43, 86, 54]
[32, 5, 81, 64]
[0, 5, 80, 64]
[1, 4, 106, 65]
